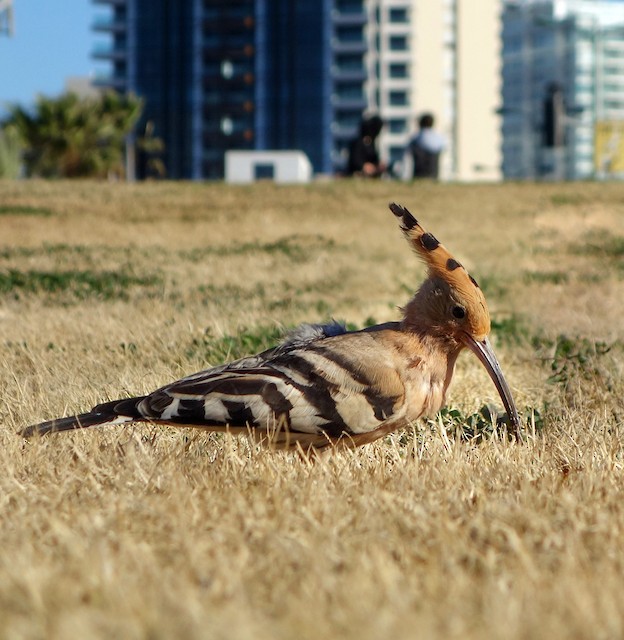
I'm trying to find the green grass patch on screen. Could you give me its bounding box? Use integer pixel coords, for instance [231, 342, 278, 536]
[424, 404, 544, 441]
[393, 404, 545, 447]
[0, 268, 161, 301]
[185, 324, 286, 365]
[184, 319, 380, 366]
[196, 282, 250, 303]
[0, 243, 133, 261]
[490, 314, 533, 346]
[0, 205, 54, 217]
[523, 270, 569, 285]
[180, 235, 336, 262]
[549, 193, 586, 207]
[546, 335, 615, 390]
[474, 273, 508, 299]
[570, 232, 624, 260]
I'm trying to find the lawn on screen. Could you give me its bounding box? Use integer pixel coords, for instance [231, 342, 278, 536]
[1, 179, 623, 639]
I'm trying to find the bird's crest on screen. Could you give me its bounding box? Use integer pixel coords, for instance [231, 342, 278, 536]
[389, 202, 483, 303]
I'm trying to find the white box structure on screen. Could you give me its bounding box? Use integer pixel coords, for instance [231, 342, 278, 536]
[225, 151, 312, 184]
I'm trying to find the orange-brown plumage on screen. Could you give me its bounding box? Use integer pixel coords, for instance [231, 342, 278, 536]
[20, 203, 521, 450]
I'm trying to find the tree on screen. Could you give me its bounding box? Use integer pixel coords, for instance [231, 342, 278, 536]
[3, 91, 144, 178]
[0, 124, 22, 178]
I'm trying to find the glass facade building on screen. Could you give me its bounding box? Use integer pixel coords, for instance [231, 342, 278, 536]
[94, 0, 368, 179]
[501, 0, 624, 180]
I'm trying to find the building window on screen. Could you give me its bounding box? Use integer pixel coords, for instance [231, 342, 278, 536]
[605, 65, 624, 76]
[389, 35, 408, 51]
[254, 163, 275, 180]
[389, 90, 408, 106]
[605, 100, 624, 110]
[388, 118, 407, 134]
[389, 63, 408, 78]
[389, 7, 408, 23]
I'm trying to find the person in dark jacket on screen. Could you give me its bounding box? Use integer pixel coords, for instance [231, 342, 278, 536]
[407, 113, 446, 179]
[346, 115, 386, 177]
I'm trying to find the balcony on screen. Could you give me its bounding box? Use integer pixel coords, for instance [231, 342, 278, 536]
[331, 39, 367, 54]
[331, 123, 359, 141]
[332, 12, 367, 27]
[331, 95, 367, 111]
[92, 43, 127, 61]
[92, 72, 127, 91]
[92, 16, 127, 33]
[331, 66, 366, 82]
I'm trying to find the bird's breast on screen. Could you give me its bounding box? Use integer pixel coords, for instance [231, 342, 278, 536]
[404, 374, 447, 421]
[400, 350, 456, 422]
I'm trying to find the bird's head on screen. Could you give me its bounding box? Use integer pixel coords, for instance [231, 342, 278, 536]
[390, 202, 521, 433]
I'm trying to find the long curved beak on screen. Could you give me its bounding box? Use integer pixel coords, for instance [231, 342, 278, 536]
[461, 334, 521, 436]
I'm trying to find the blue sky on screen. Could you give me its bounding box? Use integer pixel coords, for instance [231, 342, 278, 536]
[0, 1, 94, 114]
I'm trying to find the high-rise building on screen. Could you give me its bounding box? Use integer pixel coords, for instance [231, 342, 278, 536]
[93, 0, 502, 181]
[94, 0, 369, 179]
[501, 0, 624, 180]
[255, 1, 362, 177]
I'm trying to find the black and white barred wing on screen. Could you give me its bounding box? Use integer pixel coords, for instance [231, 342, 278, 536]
[140, 335, 406, 440]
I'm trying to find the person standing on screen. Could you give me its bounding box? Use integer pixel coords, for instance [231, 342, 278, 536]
[346, 115, 386, 177]
[407, 113, 446, 179]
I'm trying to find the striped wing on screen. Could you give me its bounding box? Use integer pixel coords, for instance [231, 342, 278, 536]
[136, 332, 407, 444]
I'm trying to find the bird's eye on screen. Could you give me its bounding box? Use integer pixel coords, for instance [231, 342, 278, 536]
[452, 305, 466, 319]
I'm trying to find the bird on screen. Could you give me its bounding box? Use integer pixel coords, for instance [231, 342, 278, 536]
[20, 203, 521, 451]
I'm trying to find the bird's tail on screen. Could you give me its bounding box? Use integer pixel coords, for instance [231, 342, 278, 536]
[20, 397, 146, 438]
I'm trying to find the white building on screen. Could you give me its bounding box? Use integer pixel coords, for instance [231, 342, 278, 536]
[366, 0, 502, 181]
[225, 151, 312, 184]
[501, 0, 624, 180]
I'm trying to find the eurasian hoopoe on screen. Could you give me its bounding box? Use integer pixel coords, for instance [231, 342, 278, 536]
[21, 203, 521, 450]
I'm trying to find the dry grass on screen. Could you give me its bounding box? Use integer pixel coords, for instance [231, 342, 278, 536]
[1, 179, 623, 639]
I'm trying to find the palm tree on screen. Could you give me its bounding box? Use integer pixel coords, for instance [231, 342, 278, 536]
[4, 91, 144, 178]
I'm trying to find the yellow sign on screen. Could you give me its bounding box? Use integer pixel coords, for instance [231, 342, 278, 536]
[595, 121, 624, 175]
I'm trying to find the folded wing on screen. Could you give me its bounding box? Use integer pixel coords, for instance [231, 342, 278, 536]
[21, 323, 407, 450]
